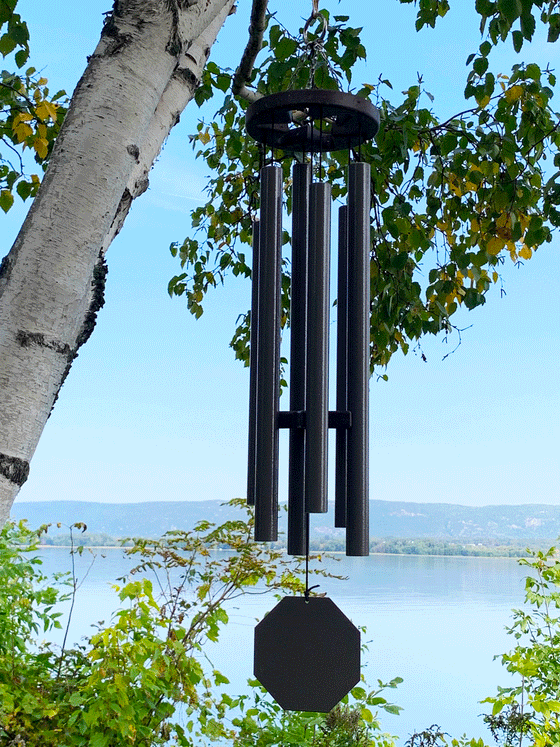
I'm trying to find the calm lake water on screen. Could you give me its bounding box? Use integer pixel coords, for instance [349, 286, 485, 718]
[38, 548, 529, 744]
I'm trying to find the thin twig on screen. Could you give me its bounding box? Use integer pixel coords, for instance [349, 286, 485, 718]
[56, 526, 77, 678]
[0, 80, 36, 109]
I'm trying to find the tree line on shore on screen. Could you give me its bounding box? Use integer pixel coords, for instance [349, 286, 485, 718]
[37, 530, 545, 557]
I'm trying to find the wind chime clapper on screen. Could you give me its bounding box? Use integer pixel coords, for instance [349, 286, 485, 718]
[246, 89, 380, 558]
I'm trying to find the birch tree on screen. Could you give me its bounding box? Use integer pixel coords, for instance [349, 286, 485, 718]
[0, 0, 239, 524]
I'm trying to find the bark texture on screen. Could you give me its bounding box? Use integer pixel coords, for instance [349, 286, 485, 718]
[0, 0, 235, 525]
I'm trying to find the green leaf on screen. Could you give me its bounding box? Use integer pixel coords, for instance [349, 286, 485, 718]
[274, 37, 298, 62]
[384, 704, 402, 714]
[14, 46, 27, 66]
[0, 1, 17, 26]
[497, 0, 519, 23]
[0, 189, 14, 212]
[16, 180, 32, 200]
[512, 29, 523, 51]
[547, 14, 560, 42]
[0, 31, 16, 55]
[216, 74, 230, 93]
[520, 11, 535, 39]
[473, 56, 489, 75]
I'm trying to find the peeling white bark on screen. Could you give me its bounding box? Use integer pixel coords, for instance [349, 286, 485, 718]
[0, 0, 235, 524]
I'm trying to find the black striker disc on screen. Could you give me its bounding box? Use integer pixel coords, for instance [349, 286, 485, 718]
[254, 596, 361, 712]
[246, 89, 380, 153]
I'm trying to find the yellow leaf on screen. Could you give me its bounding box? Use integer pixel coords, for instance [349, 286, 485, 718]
[492, 271, 499, 283]
[13, 112, 33, 126]
[519, 245, 532, 260]
[13, 122, 33, 142]
[199, 129, 211, 145]
[35, 101, 58, 122]
[486, 236, 504, 255]
[33, 138, 49, 159]
[496, 213, 509, 229]
[448, 178, 463, 196]
[478, 95, 491, 108]
[505, 85, 524, 103]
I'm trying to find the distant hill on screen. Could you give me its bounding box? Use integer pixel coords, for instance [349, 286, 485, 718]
[11, 499, 560, 543]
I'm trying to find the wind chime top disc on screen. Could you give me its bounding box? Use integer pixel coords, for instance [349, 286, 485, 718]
[245, 89, 380, 153]
[254, 596, 361, 712]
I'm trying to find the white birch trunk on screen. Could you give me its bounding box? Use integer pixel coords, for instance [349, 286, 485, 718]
[0, 0, 236, 524]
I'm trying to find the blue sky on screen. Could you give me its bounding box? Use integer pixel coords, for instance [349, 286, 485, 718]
[7, 0, 560, 508]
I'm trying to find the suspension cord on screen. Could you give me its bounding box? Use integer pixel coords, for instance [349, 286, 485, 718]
[304, 514, 319, 599]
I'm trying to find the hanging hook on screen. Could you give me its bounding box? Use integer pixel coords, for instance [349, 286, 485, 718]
[302, 4, 328, 45]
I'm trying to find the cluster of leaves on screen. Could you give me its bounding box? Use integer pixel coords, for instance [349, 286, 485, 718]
[482, 544, 560, 746]
[217, 677, 402, 747]
[0, 0, 67, 213]
[0, 501, 342, 747]
[404, 0, 560, 50]
[168, 11, 370, 354]
[403, 724, 488, 747]
[169, 5, 559, 371]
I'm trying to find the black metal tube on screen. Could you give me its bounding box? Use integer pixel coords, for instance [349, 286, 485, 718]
[305, 181, 331, 514]
[346, 161, 370, 556]
[335, 204, 348, 528]
[288, 163, 311, 555]
[254, 165, 282, 541]
[247, 219, 260, 506]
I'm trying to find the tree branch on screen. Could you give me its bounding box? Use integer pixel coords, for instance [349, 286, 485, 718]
[231, 0, 268, 103]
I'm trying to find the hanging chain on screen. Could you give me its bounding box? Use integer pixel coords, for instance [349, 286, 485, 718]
[300, 0, 328, 93]
[302, 3, 327, 45]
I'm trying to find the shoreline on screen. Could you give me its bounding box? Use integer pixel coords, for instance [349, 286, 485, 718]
[36, 540, 544, 558]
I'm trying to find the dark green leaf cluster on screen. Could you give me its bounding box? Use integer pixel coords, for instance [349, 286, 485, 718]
[400, 0, 451, 31]
[402, 0, 560, 59]
[0, 0, 29, 67]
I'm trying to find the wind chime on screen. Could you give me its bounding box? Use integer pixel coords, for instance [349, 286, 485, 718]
[244, 5, 380, 713]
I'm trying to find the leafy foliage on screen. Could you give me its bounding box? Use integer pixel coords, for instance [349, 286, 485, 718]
[482, 544, 560, 746]
[0, 0, 67, 212]
[9, 511, 560, 747]
[0, 501, 344, 747]
[403, 724, 488, 747]
[218, 677, 403, 747]
[405, 0, 560, 50]
[169, 6, 559, 371]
